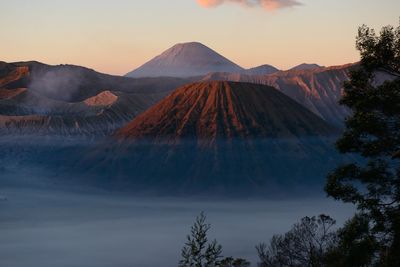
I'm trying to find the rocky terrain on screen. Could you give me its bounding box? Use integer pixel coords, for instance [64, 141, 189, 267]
[0, 61, 195, 136]
[202, 64, 355, 126]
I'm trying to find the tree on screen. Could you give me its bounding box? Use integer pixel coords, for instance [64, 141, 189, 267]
[324, 215, 378, 267]
[220, 257, 251, 267]
[179, 212, 251, 267]
[179, 212, 222, 267]
[256, 214, 337, 267]
[325, 21, 400, 266]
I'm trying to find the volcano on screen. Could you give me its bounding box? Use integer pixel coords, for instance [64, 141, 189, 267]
[116, 81, 337, 143]
[125, 42, 244, 78]
[79, 81, 342, 194]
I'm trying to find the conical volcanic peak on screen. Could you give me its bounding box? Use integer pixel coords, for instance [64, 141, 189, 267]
[125, 42, 244, 78]
[116, 81, 336, 143]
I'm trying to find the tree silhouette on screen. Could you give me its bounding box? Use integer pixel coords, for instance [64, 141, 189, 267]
[325, 21, 400, 266]
[179, 212, 251, 267]
[179, 212, 222, 267]
[220, 257, 251, 267]
[257, 215, 337, 267]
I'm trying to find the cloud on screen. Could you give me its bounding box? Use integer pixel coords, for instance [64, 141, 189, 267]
[197, 0, 301, 11]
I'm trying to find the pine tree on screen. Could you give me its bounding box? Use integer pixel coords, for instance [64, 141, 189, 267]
[325, 21, 400, 266]
[179, 212, 222, 267]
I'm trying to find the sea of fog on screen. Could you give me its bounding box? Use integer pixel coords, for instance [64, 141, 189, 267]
[0, 187, 355, 267]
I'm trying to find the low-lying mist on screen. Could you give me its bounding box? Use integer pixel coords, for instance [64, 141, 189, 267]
[0, 135, 357, 266]
[0, 135, 352, 196]
[0, 187, 355, 267]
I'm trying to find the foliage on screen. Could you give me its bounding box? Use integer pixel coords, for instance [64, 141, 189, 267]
[355, 23, 400, 76]
[179, 212, 223, 267]
[256, 215, 337, 267]
[324, 215, 378, 267]
[220, 257, 251, 267]
[325, 21, 400, 266]
[179, 212, 251, 267]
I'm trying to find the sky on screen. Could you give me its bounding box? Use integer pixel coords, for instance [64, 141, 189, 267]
[0, 0, 399, 75]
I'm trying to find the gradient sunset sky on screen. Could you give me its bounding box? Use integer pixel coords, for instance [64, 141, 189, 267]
[1, 0, 399, 75]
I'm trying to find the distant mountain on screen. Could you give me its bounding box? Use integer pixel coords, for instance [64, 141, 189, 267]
[0, 61, 195, 136]
[289, 63, 323, 71]
[0, 61, 193, 102]
[202, 64, 356, 126]
[116, 81, 336, 143]
[244, 64, 279, 75]
[125, 42, 244, 78]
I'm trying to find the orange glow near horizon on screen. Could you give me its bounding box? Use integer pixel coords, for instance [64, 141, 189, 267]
[0, 0, 399, 75]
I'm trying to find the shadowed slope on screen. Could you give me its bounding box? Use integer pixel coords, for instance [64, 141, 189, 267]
[0, 88, 27, 100]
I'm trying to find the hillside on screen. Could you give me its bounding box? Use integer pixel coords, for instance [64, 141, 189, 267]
[202, 64, 355, 126]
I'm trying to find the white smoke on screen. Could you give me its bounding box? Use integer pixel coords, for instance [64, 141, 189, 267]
[28, 65, 89, 102]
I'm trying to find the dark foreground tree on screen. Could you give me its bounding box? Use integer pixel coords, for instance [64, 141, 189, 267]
[179, 212, 250, 267]
[325, 21, 400, 266]
[324, 215, 378, 267]
[256, 214, 337, 267]
[220, 257, 251, 267]
[179, 212, 222, 267]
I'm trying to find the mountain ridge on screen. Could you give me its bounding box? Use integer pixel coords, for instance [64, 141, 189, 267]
[244, 64, 280, 75]
[202, 63, 356, 126]
[0, 61, 195, 136]
[289, 63, 323, 71]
